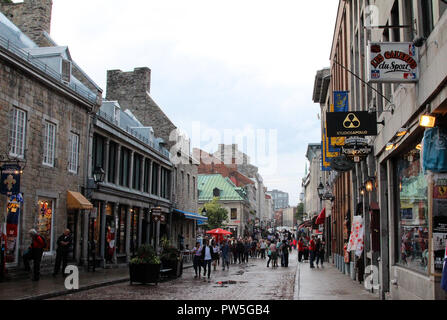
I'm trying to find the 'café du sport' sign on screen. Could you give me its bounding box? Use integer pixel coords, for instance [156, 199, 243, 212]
[367, 42, 419, 83]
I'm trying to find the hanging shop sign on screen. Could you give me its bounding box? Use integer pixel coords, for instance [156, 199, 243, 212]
[151, 207, 162, 222]
[326, 111, 378, 137]
[0, 164, 22, 196]
[341, 137, 372, 162]
[433, 174, 447, 272]
[367, 42, 419, 83]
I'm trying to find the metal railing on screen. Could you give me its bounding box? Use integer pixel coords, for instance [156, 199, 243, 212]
[97, 109, 171, 158]
[0, 34, 98, 104]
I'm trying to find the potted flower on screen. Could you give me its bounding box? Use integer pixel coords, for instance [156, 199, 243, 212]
[129, 244, 161, 285]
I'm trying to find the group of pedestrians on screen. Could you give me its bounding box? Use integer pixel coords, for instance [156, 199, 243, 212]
[297, 235, 325, 269]
[22, 228, 72, 281]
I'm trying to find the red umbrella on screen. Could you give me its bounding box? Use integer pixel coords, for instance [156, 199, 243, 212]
[206, 228, 232, 235]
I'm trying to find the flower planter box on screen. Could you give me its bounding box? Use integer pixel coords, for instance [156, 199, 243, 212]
[161, 258, 183, 278]
[129, 263, 161, 285]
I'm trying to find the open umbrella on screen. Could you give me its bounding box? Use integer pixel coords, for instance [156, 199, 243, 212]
[206, 228, 232, 235]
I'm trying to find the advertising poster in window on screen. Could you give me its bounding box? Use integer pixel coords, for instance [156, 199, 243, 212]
[37, 199, 53, 251]
[433, 174, 447, 272]
[5, 194, 23, 263]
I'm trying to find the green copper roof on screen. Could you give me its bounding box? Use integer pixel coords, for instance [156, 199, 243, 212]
[198, 174, 247, 201]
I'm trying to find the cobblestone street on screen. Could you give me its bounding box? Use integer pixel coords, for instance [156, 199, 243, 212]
[50, 251, 378, 300]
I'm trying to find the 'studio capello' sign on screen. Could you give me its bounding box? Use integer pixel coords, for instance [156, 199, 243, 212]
[367, 42, 419, 83]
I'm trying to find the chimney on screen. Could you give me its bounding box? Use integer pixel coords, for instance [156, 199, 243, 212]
[106, 67, 151, 101]
[0, 0, 53, 47]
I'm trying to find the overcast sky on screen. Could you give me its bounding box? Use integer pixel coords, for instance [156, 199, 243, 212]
[47, 0, 339, 206]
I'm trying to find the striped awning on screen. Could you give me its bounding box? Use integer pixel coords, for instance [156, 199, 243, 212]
[173, 209, 208, 222]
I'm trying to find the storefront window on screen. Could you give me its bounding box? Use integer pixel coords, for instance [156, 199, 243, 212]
[37, 199, 53, 251]
[130, 208, 139, 256]
[117, 206, 127, 255]
[105, 203, 115, 263]
[396, 143, 429, 273]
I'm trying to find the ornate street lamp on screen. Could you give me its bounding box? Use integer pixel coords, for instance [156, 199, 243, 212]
[317, 182, 325, 200]
[93, 166, 105, 184]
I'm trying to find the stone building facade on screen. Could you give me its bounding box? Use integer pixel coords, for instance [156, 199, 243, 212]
[314, 0, 447, 300]
[0, 8, 102, 272]
[105, 67, 199, 250]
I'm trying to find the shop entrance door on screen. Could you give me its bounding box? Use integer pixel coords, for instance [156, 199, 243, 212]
[66, 210, 78, 262]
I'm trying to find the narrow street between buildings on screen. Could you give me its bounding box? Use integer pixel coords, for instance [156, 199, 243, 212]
[46, 251, 378, 300]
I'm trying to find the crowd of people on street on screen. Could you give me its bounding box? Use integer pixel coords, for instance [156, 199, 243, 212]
[189, 229, 303, 282]
[21, 227, 326, 283]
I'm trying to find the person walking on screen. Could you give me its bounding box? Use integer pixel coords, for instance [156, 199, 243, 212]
[201, 239, 213, 281]
[231, 240, 238, 264]
[192, 241, 203, 279]
[309, 235, 316, 268]
[23, 229, 46, 281]
[212, 241, 220, 271]
[221, 240, 230, 271]
[315, 238, 325, 268]
[297, 237, 304, 262]
[260, 239, 267, 259]
[244, 240, 251, 263]
[319, 238, 326, 268]
[237, 239, 244, 264]
[53, 228, 72, 277]
[281, 240, 291, 267]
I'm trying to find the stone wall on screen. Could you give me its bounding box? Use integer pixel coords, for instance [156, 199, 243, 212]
[0, 57, 91, 265]
[0, 0, 53, 47]
[106, 68, 177, 150]
[105, 67, 198, 220]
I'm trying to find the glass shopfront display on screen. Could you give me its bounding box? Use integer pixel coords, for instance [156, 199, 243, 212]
[37, 199, 53, 251]
[105, 203, 115, 263]
[395, 142, 429, 273]
[130, 207, 139, 257]
[116, 205, 127, 255]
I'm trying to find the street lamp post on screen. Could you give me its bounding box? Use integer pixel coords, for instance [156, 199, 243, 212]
[87, 167, 105, 272]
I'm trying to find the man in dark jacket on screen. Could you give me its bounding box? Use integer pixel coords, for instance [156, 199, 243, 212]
[201, 239, 213, 281]
[23, 229, 46, 281]
[53, 229, 72, 276]
[281, 240, 291, 267]
[236, 240, 245, 264]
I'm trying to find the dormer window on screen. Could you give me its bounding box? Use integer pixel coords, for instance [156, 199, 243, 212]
[213, 188, 221, 197]
[61, 59, 71, 83]
[114, 105, 120, 126]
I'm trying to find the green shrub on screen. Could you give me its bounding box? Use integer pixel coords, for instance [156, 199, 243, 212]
[130, 244, 160, 264]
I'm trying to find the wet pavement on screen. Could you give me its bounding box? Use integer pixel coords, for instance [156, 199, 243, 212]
[0, 251, 379, 300]
[52, 254, 297, 300]
[0, 266, 130, 300]
[50, 250, 379, 300]
[294, 259, 379, 300]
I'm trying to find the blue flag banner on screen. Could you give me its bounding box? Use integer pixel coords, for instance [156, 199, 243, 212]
[333, 91, 349, 112]
[442, 244, 447, 292]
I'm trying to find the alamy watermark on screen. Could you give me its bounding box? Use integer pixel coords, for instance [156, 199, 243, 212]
[64, 265, 79, 290]
[364, 264, 380, 291]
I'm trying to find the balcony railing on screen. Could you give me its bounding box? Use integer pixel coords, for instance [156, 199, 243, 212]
[97, 109, 171, 159]
[0, 34, 98, 104]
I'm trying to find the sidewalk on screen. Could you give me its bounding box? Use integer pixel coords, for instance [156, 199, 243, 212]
[0, 261, 194, 300]
[294, 258, 380, 300]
